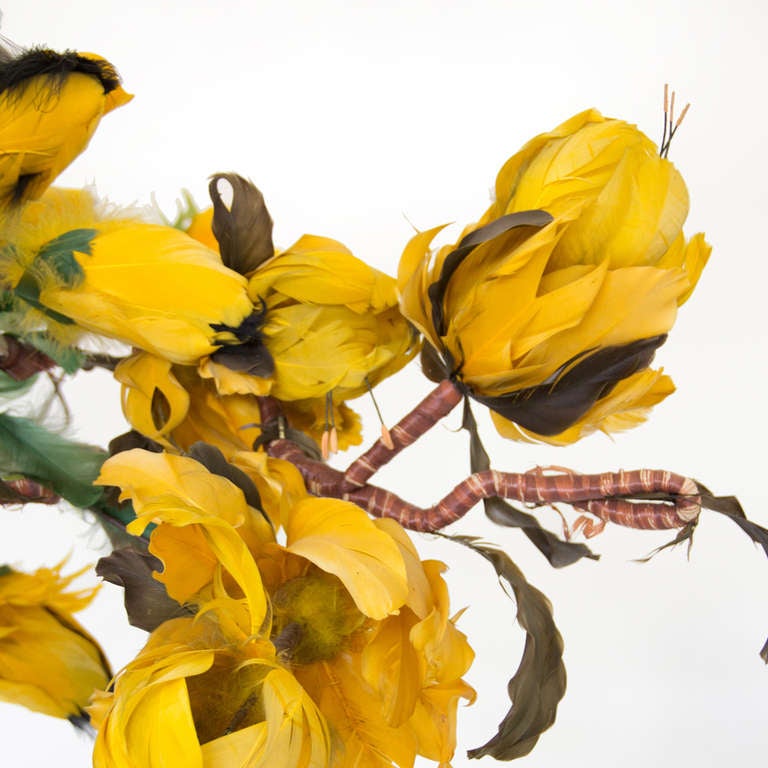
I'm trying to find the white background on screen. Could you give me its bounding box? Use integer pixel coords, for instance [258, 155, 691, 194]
[0, 1, 766, 766]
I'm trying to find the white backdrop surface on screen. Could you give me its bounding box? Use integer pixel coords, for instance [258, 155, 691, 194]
[0, 1, 766, 766]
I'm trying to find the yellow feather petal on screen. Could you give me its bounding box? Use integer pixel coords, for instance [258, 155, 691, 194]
[115, 352, 191, 446]
[284, 497, 408, 620]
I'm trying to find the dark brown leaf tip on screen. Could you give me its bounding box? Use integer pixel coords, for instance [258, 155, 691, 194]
[428, 210, 554, 338]
[187, 441, 272, 528]
[96, 548, 191, 632]
[472, 334, 667, 436]
[209, 173, 275, 276]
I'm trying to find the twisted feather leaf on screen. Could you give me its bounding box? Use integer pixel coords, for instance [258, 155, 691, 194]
[637, 484, 768, 661]
[96, 548, 191, 631]
[443, 535, 566, 760]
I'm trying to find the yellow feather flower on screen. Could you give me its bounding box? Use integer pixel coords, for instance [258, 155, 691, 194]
[0, 562, 111, 721]
[0, 49, 132, 208]
[90, 615, 331, 768]
[399, 109, 711, 444]
[481, 109, 705, 283]
[0, 187, 259, 364]
[183, 197, 416, 403]
[246, 234, 417, 402]
[94, 450, 474, 766]
[97, 450, 273, 635]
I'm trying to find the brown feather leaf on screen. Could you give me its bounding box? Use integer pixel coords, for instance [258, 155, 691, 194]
[442, 535, 567, 760]
[96, 548, 191, 632]
[209, 173, 274, 275]
[472, 335, 667, 436]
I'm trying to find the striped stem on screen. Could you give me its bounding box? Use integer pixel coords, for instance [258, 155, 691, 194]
[342, 378, 462, 489]
[257, 396, 284, 427]
[269, 439, 701, 533]
[0, 335, 55, 381]
[0, 478, 60, 505]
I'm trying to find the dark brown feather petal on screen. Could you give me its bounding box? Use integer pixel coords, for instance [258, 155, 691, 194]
[419, 341, 450, 383]
[187, 442, 270, 526]
[209, 340, 274, 377]
[96, 548, 191, 632]
[209, 173, 274, 276]
[472, 335, 667, 436]
[427, 210, 553, 337]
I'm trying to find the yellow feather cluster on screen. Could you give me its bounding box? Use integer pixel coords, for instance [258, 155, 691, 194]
[248, 234, 417, 402]
[399, 109, 711, 445]
[90, 451, 474, 768]
[0, 187, 256, 363]
[0, 562, 111, 720]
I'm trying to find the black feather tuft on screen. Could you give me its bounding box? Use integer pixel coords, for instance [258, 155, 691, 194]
[210, 302, 275, 376]
[0, 47, 122, 97]
[68, 712, 95, 734]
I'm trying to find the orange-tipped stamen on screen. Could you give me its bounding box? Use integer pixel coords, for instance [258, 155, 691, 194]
[365, 376, 393, 449]
[320, 429, 330, 460]
[675, 102, 691, 130]
[660, 84, 691, 158]
[329, 426, 339, 455]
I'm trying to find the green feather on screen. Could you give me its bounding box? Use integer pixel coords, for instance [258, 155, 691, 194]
[36, 228, 95, 287]
[11, 228, 96, 325]
[24, 332, 85, 373]
[0, 413, 107, 507]
[0, 370, 37, 396]
[12, 273, 75, 324]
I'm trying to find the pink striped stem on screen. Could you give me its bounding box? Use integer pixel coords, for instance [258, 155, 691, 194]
[0, 478, 60, 505]
[342, 378, 462, 490]
[0, 335, 55, 381]
[268, 440, 701, 533]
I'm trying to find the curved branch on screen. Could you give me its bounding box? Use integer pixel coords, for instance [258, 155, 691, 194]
[268, 439, 701, 533]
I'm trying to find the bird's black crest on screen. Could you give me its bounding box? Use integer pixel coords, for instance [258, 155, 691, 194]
[0, 47, 122, 97]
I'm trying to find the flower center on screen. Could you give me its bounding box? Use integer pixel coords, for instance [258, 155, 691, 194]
[270, 571, 364, 665]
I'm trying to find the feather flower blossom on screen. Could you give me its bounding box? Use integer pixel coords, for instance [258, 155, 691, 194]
[114, 350, 264, 455]
[0, 561, 111, 722]
[114, 349, 364, 457]
[399, 109, 710, 444]
[183, 181, 417, 404]
[0, 187, 262, 364]
[93, 449, 475, 767]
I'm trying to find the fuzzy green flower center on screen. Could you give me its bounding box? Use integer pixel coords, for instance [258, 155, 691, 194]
[270, 571, 365, 665]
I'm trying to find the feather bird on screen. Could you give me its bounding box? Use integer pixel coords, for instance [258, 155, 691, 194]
[0, 46, 132, 210]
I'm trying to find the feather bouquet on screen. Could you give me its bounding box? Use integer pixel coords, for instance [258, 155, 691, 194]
[0, 29, 765, 768]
